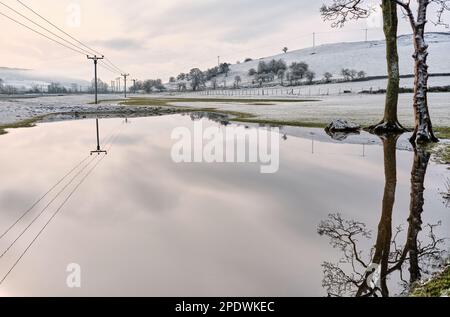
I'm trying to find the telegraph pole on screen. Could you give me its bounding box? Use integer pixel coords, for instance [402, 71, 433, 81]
[87, 55, 104, 104]
[122, 73, 130, 98]
[116, 77, 121, 93]
[132, 79, 137, 94]
[90, 118, 107, 155]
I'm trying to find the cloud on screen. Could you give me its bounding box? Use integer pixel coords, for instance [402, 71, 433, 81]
[0, 0, 448, 82]
[90, 38, 146, 51]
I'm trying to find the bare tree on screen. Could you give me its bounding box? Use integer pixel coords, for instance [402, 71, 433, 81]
[211, 77, 218, 90]
[321, 0, 407, 134]
[443, 178, 450, 207]
[323, 72, 334, 82]
[189, 68, 205, 91]
[341, 68, 357, 81]
[391, 0, 449, 144]
[305, 70, 316, 84]
[318, 136, 446, 297]
[278, 69, 286, 85]
[358, 70, 367, 79]
[234, 75, 242, 88]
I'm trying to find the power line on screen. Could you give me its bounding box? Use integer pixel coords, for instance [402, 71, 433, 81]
[0, 154, 106, 286]
[0, 10, 86, 55]
[0, 1, 93, 56]
[1, 0, 127, 80]
[0, 120, 122, 259]
[104, 57, 125, 74]
[98, 60, 122, 75]
[2, 9, 125, 93]
[0, 122, 126, 286]
[0, 155, 90, 242]
[218, 27, 382, 62]
[98, 63, 119, 75]
[14, 0, 127, 75]
[0, 156, 98, 259]
[15, 0, 101, 56]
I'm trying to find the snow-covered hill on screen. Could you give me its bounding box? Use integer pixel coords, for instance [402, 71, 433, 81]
[0, 67, 89, 91]
[168, 32, 450, 89]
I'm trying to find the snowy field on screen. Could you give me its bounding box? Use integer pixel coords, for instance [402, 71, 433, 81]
[167, 93, 450, 128]
[1, 91, 449, 130]
[0, 94, 123, 126]
[173, 76, 450, 97]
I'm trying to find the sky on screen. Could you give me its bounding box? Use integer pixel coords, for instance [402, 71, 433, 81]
[0, 0, 449, 83]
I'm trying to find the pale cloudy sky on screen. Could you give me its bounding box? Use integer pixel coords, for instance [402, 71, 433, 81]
[0, 0, 448, 82]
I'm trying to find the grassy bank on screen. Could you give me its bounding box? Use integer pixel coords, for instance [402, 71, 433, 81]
[411, 266, 450, 297]
[119, 98, 328, 128]
[435, 127, 450, 139]
[0, 115, 45, 135]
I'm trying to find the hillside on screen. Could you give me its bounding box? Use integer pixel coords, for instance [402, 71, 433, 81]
[0, 67, 89, 91]
[168, 32, 450, 89]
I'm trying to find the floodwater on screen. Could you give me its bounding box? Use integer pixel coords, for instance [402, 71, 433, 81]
[0, 114, 448, 297]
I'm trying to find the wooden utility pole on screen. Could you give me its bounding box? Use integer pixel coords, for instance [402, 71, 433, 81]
[116, 77, 121, 93]
[122, 73, 130, 98]
[90, 118, 107, 155]
[132, 79, 137, 94]
[87, 55, 104, 104]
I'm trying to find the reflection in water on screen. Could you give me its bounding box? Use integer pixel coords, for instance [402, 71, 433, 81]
[325, 130, 361, 142]
[0, 115, 448, 296]
[90, 118, 108, 155]
[318, 136, 446, 297]
[443, 179, 450, 208]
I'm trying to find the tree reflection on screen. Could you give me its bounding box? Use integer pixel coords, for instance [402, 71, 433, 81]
[318, 136, 446, 297]
[442, 178, 450, 208]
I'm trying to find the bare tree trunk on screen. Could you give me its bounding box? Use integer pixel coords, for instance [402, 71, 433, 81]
[369, 1, 406, 134]
[403, 0, 439, 144]
[407, 147, 430, 282]
[374, 136, 397, 296]
[357, 136, 398, 297]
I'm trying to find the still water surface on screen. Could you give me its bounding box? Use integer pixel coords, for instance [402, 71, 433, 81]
[0, 114, 448, 296]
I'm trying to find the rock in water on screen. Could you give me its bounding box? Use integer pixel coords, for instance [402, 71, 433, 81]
[326, 119, 361, 132]
[326, 130, 361, 141]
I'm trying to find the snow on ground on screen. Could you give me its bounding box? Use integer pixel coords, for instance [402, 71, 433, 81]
[0, 94, 123, 125]
[171, 75, 450, 97]
[168, 93, 450, 128]
[0, 67, 89, 91]
[166, 32, 450, 89]
[1, 90, 449, 132]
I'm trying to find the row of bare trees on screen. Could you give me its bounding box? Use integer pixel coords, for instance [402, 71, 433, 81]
[321, 0, 449, 145]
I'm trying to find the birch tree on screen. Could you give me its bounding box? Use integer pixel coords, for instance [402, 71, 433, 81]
[321, 0, 407, 134]
[391, 0, 449, 144]
[318, 136, 445, 297]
